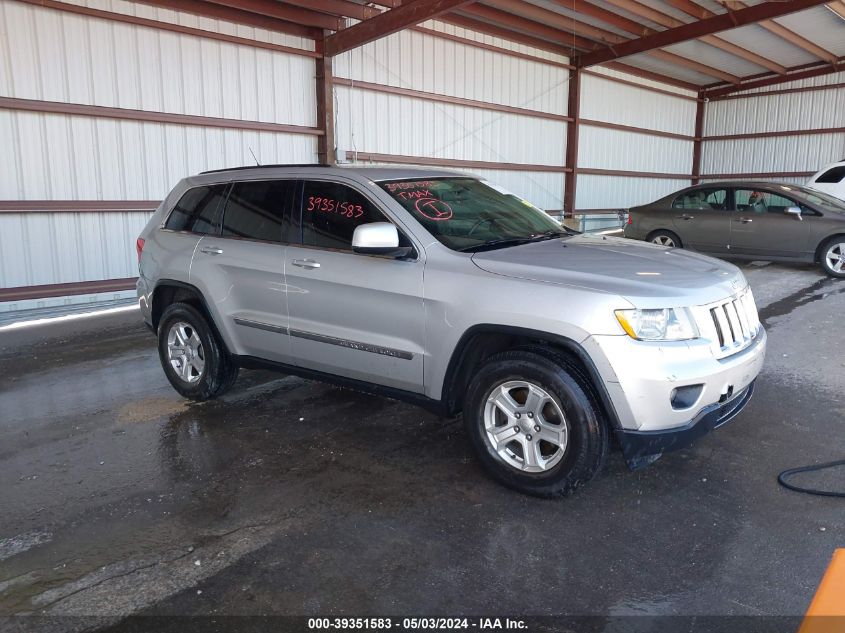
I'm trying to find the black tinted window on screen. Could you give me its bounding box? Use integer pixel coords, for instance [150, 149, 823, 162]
[301, 181, 393, 250]
[221, 180, 293, 243]
[816, 166, 845, 184]
[165, 185, 227, 233]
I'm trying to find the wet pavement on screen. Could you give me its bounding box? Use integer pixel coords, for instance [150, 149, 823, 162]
[1, 263, 843, 626]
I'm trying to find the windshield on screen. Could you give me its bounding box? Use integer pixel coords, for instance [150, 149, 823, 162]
[776, 185, 845, 211]
[379, 177, 568, 251]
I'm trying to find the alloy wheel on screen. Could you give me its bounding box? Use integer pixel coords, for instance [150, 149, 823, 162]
[652, 235, 676, 247]
[825, 242, 845, 274]
[483, 381, 569, 473]
[167, 321, 205, 383]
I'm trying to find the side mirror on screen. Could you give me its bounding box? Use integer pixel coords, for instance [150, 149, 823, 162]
[785, 206, 803, 221]
[352, 222, 413, 258]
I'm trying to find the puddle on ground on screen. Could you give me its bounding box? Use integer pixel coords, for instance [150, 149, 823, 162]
[116, 397, 188, 425]
[758, 277, 845, 327]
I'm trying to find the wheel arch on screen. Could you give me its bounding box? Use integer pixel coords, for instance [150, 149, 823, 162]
[151, 280, 232, 356]
[441, 324, 622, 430]
[645, 228, 681, 247]
[814, 233, 845, 263]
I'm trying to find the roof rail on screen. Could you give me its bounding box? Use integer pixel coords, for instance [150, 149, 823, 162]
[200, 163, 330, 175]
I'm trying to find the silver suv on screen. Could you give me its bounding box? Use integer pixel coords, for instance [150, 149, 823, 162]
[137, 165, 767, 497]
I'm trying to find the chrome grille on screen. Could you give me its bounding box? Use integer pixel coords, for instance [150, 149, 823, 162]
[709, 289, 759, 355]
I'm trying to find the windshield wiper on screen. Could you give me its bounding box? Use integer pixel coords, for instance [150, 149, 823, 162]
[527, 229, 573, 241]
[459, 229, 575, 253]
[458, 237, 535, 253]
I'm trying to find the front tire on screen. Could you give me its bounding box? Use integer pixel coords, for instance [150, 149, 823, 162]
[463, 350, 609, 497]
[820, 236, 845, 278]
[157, 302, 238, 400]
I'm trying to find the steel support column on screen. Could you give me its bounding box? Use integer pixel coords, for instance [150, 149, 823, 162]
[564, 68, 581, 217]
[692, 94, 704, 185]
[315, 34, 335, 165]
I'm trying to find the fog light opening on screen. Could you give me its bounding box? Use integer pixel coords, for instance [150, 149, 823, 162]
[670, 384, 704, 410]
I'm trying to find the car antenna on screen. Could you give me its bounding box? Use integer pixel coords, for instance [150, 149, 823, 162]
[248, 147, 261, 166]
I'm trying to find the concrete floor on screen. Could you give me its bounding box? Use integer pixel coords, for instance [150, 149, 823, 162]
[1, 262, 843, 627]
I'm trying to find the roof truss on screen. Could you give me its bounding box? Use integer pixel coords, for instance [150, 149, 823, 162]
[577, 0, 834, 67]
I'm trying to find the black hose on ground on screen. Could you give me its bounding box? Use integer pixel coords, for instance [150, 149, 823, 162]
[777, 459, 845, 498]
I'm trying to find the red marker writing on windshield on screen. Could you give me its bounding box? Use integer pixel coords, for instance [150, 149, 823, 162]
[415, 198, 453, 221]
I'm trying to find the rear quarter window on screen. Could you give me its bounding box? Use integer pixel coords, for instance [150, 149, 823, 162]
[815, 166, 845, 184]
[165, 185, 228, 233]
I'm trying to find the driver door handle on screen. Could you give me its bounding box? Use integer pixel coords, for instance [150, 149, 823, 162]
[676, 214, 695, 220]
[292, 258, 320, 269]
[199, 245, 223, 255]
[737, 217, 753, 224]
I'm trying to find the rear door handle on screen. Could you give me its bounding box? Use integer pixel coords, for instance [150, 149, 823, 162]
[199, 245, 223, 255]
[676, 214, 695, 220]
[737, 217, 753, 224]
[291, 258, 320, 269]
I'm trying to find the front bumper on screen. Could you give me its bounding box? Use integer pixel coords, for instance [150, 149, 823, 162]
[615, 379, 755, 469]
[581, 326, 766, 467]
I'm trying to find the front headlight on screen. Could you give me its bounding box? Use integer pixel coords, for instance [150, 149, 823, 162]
[615, 308, 699, 341]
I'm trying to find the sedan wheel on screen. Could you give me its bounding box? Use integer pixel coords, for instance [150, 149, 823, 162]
[824, 241, 845, 275]
[652, 235, 676, 247]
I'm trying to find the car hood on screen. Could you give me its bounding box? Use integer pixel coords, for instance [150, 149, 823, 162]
[471, 234, 746, 307]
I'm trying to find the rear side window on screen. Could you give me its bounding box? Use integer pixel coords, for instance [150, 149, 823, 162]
[165, 185, 227, 233]
[220, 180, 293, 243]
[672, 188, 728, 210]
[300, 180, 400, 251]
[815, 166, 845, 184]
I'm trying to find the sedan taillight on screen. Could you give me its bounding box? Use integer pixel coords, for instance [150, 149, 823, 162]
[136, 237, 145, 262]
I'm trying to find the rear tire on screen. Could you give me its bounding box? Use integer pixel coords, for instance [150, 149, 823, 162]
[648, 230, 682, 248]
[157, 302, 238, 400]
[463, 349, 608, 497]
[819, 236, 845, 278]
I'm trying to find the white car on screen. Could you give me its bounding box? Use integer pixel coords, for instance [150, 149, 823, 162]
[807, 159, 845, 202]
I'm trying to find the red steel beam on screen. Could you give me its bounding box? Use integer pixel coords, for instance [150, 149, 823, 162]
[483, 0, 623, 47]
[130, 0, 319, 38]
[13, 0, 320, 57]
[344, 151, 570, 173]
[0, 278, 139, 302]
[314, 33, 336, 164]
[324, 0, 474, 56]
[201, 0, 343, 30]
[577, 0, 832, 67]
[692, 94, 704, 185]
[729, 1, 838, 64]
[704, 126, 845, 142]
[563, 68, 581, 217]
[282, 0, 380, 21]
[0, 96, 324, 136]
[582, 68, 698, 100]
[437, 13, 579, 57]
[600, 0, 786, 75]
[603, 62, 700, 92]
[703, 58, 845, 98]
[460, 4, 596, 51]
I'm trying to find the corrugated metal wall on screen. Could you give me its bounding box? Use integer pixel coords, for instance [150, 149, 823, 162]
[0, 0, 317, 311]
[701, 71, 845, 179]
[577, 68, 697, 210]
[1, 2, 711, 313]
[333, 19, 570, 212]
